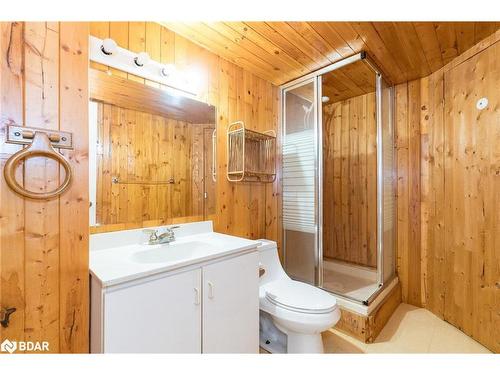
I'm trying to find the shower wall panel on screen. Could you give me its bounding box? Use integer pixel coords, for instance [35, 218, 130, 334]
[322, 92, 377, 268]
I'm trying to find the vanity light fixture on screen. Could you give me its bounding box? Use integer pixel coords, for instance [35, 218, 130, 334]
[101, 38, 118, 55]
[160, 64, 176, 78]
[134, 52, 150, 67]
[90, 36, 198, 96]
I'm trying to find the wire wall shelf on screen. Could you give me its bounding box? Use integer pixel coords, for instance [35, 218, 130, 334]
[227, 121, 276, 183]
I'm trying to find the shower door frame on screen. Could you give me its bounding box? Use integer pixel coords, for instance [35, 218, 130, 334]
[281, 77, 321, 285]
[280, 52, 396, 305]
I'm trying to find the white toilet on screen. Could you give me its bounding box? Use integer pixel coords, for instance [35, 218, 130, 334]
[258, 239, 341, 353]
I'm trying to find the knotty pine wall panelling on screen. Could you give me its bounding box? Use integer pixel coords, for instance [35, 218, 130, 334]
[0, 22, 89, 353]
[322, 92, 377, 267]
[396, 30, 500, 352]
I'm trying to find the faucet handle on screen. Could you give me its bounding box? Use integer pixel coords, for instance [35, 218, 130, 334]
[143, 229, 158, 241]
[165, 225, 180, 234]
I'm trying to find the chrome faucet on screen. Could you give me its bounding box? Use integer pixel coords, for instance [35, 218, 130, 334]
[143, 226, 180, 245]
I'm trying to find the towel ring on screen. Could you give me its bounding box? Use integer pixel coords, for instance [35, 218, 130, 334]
[4, 131, 72, 200]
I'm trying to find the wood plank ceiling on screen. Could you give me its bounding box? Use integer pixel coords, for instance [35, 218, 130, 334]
[161, 22, 500, 86]
[289, 59, 376, 104]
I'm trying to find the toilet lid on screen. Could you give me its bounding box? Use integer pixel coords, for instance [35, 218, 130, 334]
[264, 279, 338, 314]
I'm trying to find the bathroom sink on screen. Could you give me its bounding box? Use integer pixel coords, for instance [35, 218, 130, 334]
[90, 221, 260, 287]
[130, 241, 215, 264]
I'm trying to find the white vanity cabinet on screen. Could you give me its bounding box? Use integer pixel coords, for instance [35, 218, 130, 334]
[202, 251, 259, 353]
[91, 250, 258, 353]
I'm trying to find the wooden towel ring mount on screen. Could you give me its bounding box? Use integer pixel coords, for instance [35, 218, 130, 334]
[4, 128, 73, 200]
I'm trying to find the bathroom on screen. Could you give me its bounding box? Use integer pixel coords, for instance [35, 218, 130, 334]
[0, 2, 499, 372]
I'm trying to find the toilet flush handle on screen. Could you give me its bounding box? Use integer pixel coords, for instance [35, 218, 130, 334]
[259, 266, 266, 277]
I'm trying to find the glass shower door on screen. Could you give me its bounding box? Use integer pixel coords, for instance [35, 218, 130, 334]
[281, 53, 396, 306]
[282, 78, 319, 284]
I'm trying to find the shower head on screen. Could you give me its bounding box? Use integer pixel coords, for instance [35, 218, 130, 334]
[302, 104, 313, 113]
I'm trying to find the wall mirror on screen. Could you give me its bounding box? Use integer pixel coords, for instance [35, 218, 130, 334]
[88, 68, 217, 232]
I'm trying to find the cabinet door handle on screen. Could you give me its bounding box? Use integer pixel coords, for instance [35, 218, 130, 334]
[194, 287, 200, 305]
[207, 282, 214, 299]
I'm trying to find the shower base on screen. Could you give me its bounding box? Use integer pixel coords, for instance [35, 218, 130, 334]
[322, 259, 378, 301]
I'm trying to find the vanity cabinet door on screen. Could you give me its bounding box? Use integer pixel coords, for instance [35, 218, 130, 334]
[103, 268, 202, 353]
[202, 251, 259, 353]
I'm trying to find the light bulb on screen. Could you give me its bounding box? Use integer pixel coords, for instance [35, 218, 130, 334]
[160, 64, 176, 78]
[321, 96, 330, 103]
[101, 38, 117, 55]
[134, 52, 150, 67]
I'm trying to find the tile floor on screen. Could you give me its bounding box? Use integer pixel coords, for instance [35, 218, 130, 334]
[322, 303, 491, 353]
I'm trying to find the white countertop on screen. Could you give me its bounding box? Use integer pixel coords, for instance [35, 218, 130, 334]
[90, 221, 260, 287]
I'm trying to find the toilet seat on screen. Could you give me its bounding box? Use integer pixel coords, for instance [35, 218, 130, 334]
[263, 279, 338, 314]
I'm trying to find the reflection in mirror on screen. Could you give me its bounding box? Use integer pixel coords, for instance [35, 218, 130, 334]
[88, 69, 216, 232]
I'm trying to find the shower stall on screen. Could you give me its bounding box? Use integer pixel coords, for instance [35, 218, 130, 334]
[281, 52, 396, 309]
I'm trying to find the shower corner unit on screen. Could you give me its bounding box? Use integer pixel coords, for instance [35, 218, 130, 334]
[226, 121, 276, 183]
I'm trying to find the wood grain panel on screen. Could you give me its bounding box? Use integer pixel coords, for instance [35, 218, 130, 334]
[395, 79, 425, 307]
[163, 22, 499, 87]
[336, 282, 402, 343]
[395, 82, 410, 303]
[0, 20, 26, 346]
[407, 80, 422, 306]
[58, 22, 89, 352]
[422, 68, 446, 318]
[23, 21, 60, 350]
[322, 92, 377, 267]
[365, 283, 402, 342]
[442, 40, 499, 352]
[0, 22, 89, 353]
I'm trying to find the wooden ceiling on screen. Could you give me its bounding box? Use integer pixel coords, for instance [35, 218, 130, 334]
[289, 59, 376, 104]
[322, 59, 376, 103]
[162, 22, 500, 86]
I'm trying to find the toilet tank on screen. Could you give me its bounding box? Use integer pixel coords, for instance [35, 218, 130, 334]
[257, 239, 290, 284]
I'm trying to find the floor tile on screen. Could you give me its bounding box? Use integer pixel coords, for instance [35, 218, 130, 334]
[321, 303, 491, 354]
[428, 320, 491, 353]
[322, 328, 367, 353]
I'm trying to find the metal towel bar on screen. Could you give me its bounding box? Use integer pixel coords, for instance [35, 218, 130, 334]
[111, 177, 175, 185]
